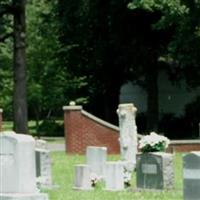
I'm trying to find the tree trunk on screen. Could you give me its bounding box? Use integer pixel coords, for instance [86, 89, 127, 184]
[13, 0, 28, 133]
[146, 64, 159, 132]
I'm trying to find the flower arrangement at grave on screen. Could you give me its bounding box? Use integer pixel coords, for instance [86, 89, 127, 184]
[90, 173, 102, 188]
[139, 132, 170, 153]
[124, 169, 132, 187]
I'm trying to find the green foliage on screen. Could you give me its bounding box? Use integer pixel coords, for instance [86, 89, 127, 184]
[128, 0, 200, 88]
[141, 142, 166, 152]
[0, 41, 13, 119]
[37, 119, 64, 137]
[26, 0, 88, 121]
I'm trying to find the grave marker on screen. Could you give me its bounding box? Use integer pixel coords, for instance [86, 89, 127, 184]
[136, 152, 174, 190]
[104, 161, 124, 191]
[86, 146, 107, 177]
[183, 152, 200, 200]
[0, 131, 48, 200]
[35, 148, 52, 188]
[73, 164, 93, 190]
[117, 103, 137, 171]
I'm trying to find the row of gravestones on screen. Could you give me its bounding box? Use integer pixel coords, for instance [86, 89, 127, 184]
[0, 131, 53, 200]
[74, 146, 127, 191]
[0, 131, 199, 200]
[74, 146, 200, 200]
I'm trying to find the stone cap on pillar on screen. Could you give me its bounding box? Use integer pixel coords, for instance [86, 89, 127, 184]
[117, 103, 137, 115]
[0, 108, 3, 113]
[63, 105, 82, 111]
[63, 101, 82, 111]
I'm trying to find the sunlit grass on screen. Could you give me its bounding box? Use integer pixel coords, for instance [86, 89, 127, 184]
[47, 152, 183, 200]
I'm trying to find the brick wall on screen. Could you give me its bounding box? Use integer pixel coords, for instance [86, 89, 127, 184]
[63, 105, 120, 154]
[0, 109, 3, 131]
[167, 140, 200, 153]
[63, 105, 200, 154]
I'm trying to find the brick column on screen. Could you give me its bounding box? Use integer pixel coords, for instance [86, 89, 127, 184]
[63, 105, 83, 153]
[63, 103, 120, 154]
[0, 108, 3, 131]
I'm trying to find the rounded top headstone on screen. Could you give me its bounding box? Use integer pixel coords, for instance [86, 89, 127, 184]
[0, 131, 35, 143]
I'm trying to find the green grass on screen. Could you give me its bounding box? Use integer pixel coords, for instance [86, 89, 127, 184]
[47, 152, 183, 200]
[2, 120, 37, 134]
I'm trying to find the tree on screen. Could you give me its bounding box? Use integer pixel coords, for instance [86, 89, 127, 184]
[57, 0, 138, 124]
[0, 0, 28, 133]
[128, 0, 200, 132]
[13, 0, 28, 133]
[26, 0, 88, 136]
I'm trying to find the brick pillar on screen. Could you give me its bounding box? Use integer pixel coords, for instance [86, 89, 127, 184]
[63, 105, 83, 153]
[63, 103, 120, 154]
[0, 108, 3, 131]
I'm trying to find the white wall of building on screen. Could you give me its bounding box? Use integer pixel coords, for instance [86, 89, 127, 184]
[120, 71, 200, 116]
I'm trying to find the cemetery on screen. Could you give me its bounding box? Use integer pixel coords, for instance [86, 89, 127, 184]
[1, 103, 200, 200]
[1, 1, 200, 200]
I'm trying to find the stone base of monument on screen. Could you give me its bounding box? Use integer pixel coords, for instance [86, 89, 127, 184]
[0, 193, 48, 200]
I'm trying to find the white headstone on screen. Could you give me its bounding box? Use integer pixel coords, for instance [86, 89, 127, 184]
[183, 151, 200, 200]
[73, 164, 93, 190]
[35, 139, 48, 149]
[35, 148, 52, 188]
[117, 103, 138, 171]
[0, 131, 48, 200]
[86, 146, 107, 177]
[104, 161, 124, 191]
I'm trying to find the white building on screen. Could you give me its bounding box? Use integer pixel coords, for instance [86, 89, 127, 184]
[120, 70, 200, 117]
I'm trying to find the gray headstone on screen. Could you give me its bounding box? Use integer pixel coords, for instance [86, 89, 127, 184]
[136, 152, 174, 190]
[35, 148, 52, 188]
[86, 146, 107, 177]
[104, 161, 124, 191]
[0, 131, 48, 200]
[183, 152, 200, 200]
[73, 164, 93, 190]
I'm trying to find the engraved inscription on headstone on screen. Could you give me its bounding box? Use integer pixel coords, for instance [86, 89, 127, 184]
[183, 152, 200, 200]
[142, 164, 157, 174]
[136, 152, 174, 190]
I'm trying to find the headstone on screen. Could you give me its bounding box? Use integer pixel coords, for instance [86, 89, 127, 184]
[183, 152, 200, 200]
[73, 164, 93, 190]
[104, 161, 124, 191]
[117, 103, 137, 171]
[136, 152, 174, 190]
[35, 139, 48, 149]
[0, 131, 48, 200]
[35, 148, 52, 188]
[86, 146, 107, 177]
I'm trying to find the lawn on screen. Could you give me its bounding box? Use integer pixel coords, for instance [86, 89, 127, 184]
[46, 152, 183, 200]
[2, 120, 37, 135]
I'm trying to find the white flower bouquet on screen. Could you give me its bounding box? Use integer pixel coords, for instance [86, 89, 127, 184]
[139, 132, 170, 153]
